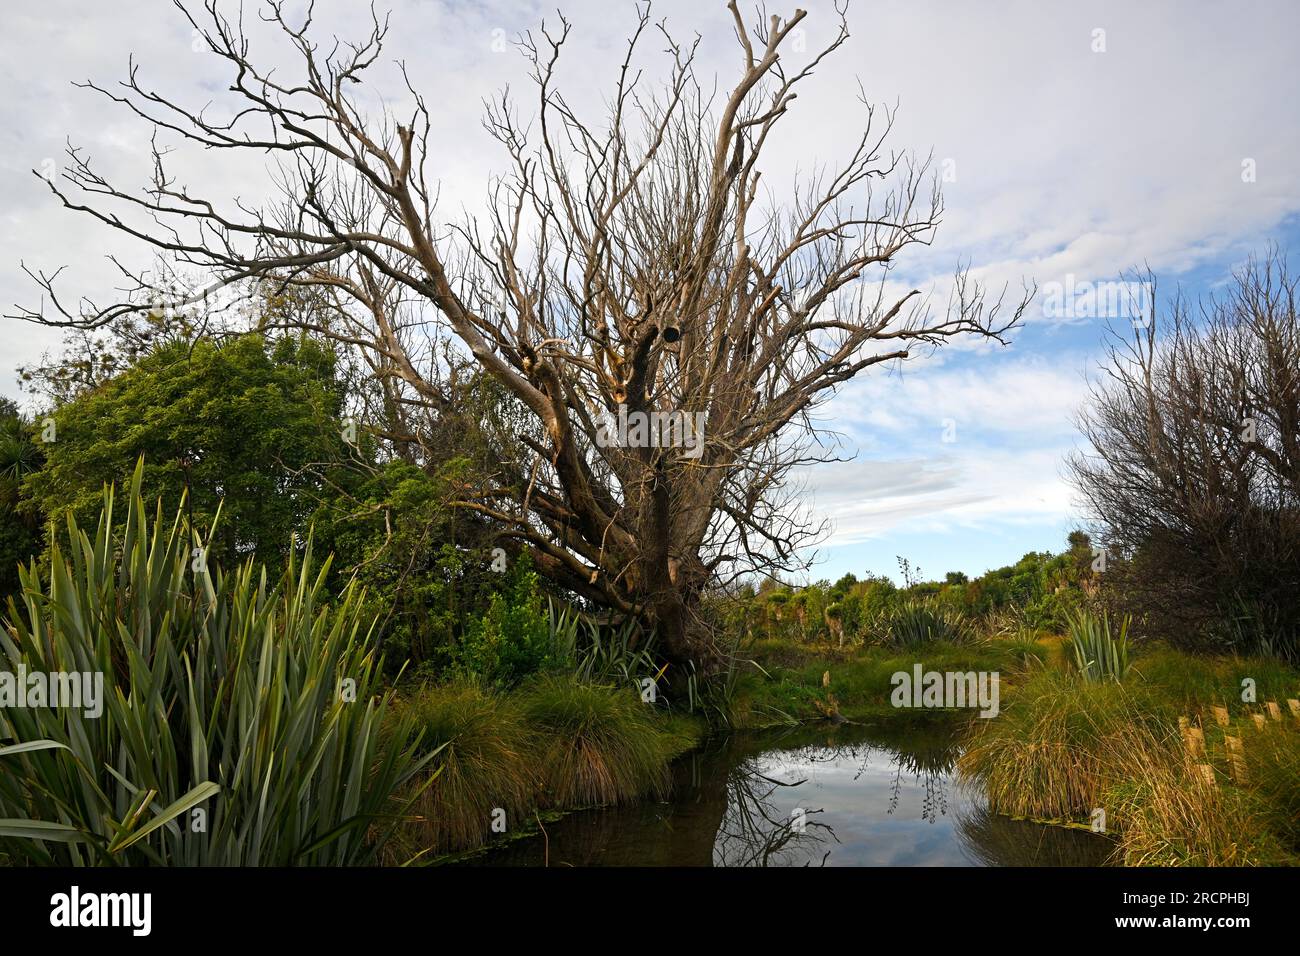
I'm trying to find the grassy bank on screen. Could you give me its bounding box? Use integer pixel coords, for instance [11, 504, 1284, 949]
[726, 634, 1046, 729]
[384, 675, 702, 862]
[384, 634, 1028, 861]
[959, 645, 1300, 865]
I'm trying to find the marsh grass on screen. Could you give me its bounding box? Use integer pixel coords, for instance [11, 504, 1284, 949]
[1129, 646, 1297, 714]
[394, 682, 536, 856]
[389, 675, 701, 859]
[960, 647, 1300, 866]
[959, 670, 1153, 821]
[1100, 723, 1281, 866]
[884, 600, 977, 648]
[1239, 719, 1300, 853]
[518, 675, 691, 807]
[733, 638, 1040, 728]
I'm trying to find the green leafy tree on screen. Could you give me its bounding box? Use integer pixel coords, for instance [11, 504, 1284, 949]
[23, 334, 348, 577]
[309, 458, 506, 671]
[0, 399, 44, 600]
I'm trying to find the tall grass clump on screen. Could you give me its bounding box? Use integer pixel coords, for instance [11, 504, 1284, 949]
[0, 463, 433, 865]
[1241, 725, 1300, 854]
[1100, 726, 1283, 866]
[958, 669, 1158, 821]
[960, 653, 1300, 866]
[393, 682, 535, 855]
[883, 599, 976, 648]
[517, 675, 685, 807]
[1068, 609, 1131, 682]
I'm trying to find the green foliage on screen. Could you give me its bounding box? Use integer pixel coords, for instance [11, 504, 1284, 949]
[516, 675, 689, 808]
[884, 599, 977, 648]
[1068, 609, 1131, 683]
[1021, 589, 1077, 633]
[447, 555, 556, 688]
[392, 681, 534, 855]
[387, 676, 700, 859]
[959, 669, 1149, 821]
[0, 464, 434, 865]
[1244, 726, 1300, 853]
[23, 335, 349, 580]
[309, 459, 504, 671]
[731, 638, 1036, 728]
[960, 649, 1300, 865]
[547, 601, 659, 686]
[739, 533, 1100, 649]
[1126, 645, 1296, 712]
[0, 400, 44, 602]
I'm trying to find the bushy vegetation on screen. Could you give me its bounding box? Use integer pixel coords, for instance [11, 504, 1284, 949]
[388, 676, 699, 861]
[1070, 252, 1300, 662]
[0, 398, 42, 605]
[725, 533, 1095, 650]
[882, 599, 978, 648]
[960, 646, 1300, 865]
[0, 466, 433, 865]
[729, 637, 1041, 729]
[8, 330, 577, 687]
[443, 558, 557, 688]
[24, 334, 348, 579]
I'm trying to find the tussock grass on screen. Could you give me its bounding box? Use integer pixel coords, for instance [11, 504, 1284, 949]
[1241, 722, 1300, 853]
[959, 670, 1156, 821]
[395, 682, 535, 855]
[960, 647, 1300, 866]
[517, 675, 688, 807]
[1100, 724, 1281, 866]
[388, 675, 700, 859]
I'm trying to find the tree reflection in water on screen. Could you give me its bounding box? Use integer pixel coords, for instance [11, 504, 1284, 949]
[714, 757, 839, 866]
[713, 723, 961, 865]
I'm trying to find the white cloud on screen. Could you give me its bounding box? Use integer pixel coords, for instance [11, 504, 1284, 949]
[828, 352, 1091, 444]
[802, 354, 1090, 543]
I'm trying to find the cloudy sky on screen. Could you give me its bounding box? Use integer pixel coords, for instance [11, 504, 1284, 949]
[3, 0, 1298, 584]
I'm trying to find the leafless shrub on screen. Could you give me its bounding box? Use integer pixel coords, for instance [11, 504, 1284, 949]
[1069, 248, 1300, 660]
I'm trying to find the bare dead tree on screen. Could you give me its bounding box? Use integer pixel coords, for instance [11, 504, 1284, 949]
[1069, 248, 1300, 659]
[11, 1, 1028, 672]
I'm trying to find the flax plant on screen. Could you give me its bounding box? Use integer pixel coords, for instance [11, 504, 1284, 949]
[0, 462, 436, 865]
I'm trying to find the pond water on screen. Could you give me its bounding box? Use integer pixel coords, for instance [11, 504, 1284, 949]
[464, 720, 1115, 867]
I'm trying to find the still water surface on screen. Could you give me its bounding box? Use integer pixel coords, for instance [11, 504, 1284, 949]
[468, 721, 1114, 867]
